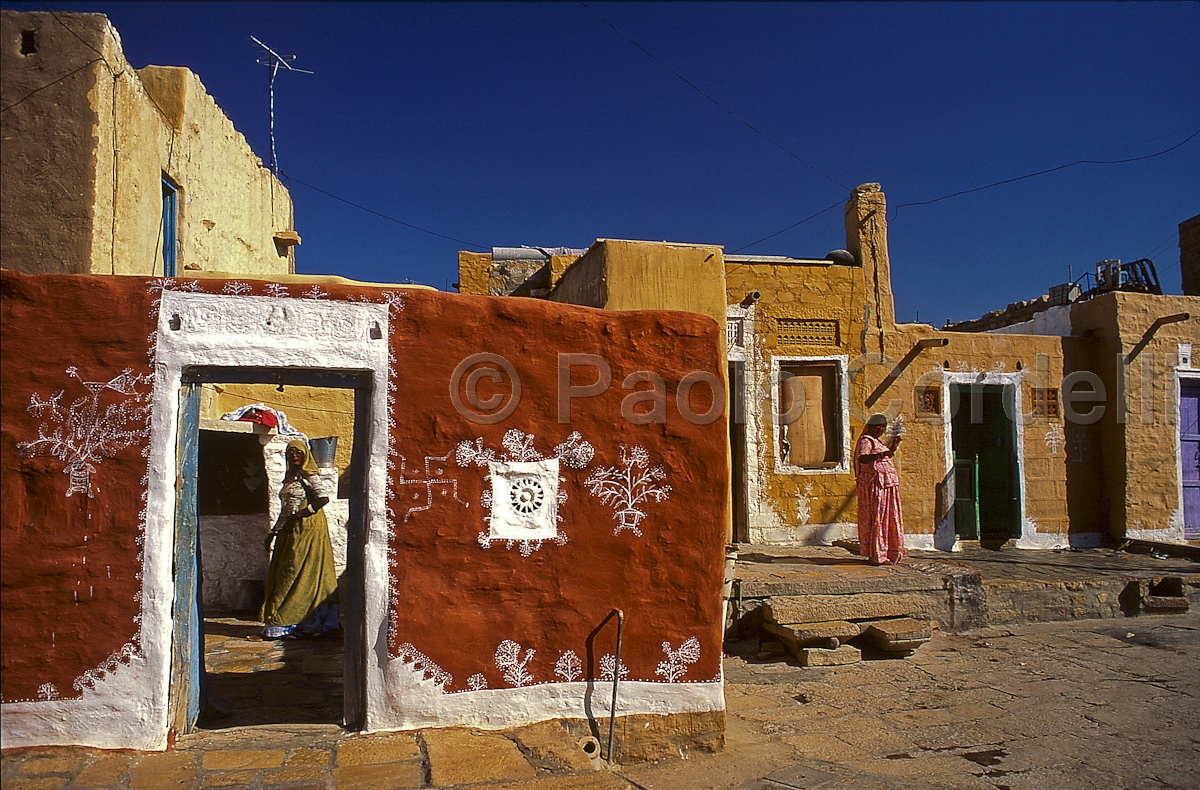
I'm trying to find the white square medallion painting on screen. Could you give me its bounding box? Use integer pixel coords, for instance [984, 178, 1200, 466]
[488, 459, 560, 540]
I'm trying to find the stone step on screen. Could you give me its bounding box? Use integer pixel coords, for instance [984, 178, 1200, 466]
[797, 644, 862, 667]
[860, 617, 933, 654]
[765, 621, 862, 652]
[764, 593, 931, 625]
[1141, 595, 1189, 613]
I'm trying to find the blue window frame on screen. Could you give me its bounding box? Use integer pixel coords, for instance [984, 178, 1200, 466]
[162, 177, 178, 277]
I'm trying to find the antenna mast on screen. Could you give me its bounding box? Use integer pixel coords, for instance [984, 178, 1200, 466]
[250, 36, 313, 175]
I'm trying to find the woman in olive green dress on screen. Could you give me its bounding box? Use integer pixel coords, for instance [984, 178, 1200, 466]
[260, 439, 339, 639]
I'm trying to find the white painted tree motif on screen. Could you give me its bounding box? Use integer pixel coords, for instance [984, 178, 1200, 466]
[655, 636, 700, 682]
[17, 367, 152, 498]
[554, 650, 582, 682]
[585, 445, 672, 536]
[221, 281, 253, 296]
[467, 673, 488, 691]
[599, 653, 629, 682]
[301, 284, 329, 300]
[1044, 423, 1065, 456]
[264, 282, 290, 298]
[36, 683, 59, 701]
[495, 639, 536, 687]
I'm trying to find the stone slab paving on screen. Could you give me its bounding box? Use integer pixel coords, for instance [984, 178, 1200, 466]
[619, 610, 1200, 789]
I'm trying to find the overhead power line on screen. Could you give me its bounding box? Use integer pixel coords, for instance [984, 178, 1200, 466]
[579, 2, 850, 193]
[731, 199, 844, 253]
[890, 127, 1200, 220]
[279, 171, 487, 250]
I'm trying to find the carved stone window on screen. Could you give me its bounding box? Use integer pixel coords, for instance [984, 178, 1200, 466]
[777, 318, 839, 347]
[726, 318, 745, 348]
[1032, 388, 1060, 419]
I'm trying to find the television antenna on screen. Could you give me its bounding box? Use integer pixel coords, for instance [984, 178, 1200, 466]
[250, 36, 313, 175]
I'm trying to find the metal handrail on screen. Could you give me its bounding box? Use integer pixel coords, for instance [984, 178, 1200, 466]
[607, 609, 624, 765]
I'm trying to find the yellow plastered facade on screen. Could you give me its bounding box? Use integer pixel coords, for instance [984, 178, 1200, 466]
[474, 183, 1197, 548]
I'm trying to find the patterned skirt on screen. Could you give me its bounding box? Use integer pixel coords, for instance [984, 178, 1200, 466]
[856, 480, 905, 565]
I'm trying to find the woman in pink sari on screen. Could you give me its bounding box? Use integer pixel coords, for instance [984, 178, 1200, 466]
[855, 413, 905, 565]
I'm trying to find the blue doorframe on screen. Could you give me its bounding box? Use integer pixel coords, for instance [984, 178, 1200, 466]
[168, 382, 203, 735]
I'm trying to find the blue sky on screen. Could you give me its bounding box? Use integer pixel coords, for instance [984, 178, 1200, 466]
[12, 2, 1199, 324]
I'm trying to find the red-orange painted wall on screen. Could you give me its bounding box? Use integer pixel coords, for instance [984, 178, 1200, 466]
[1, 271, 727, 705]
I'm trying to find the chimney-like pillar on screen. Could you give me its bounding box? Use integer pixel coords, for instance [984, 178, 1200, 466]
[844, 183, 896, 354]
[1180, 213, 1200, 297]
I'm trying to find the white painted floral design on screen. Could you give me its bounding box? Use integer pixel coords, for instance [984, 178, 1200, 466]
[796, 483, 813, 526]
[1044, 423, 1065, 456]
[467, 673, 488, 691]
[17, 367, 153, 498]
[655, 636, 700, 682]
[599, 653, 629, 682]
[495, 639, 536, 687]
[585, 445, 671, 536]
[554, 650, 582, 682]
[457, 430, 595, 555]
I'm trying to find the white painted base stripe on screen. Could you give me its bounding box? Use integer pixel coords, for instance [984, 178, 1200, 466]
[371, 670, 725, 732]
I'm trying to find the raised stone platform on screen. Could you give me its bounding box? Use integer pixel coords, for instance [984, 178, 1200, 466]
[731, 544, 1200, 642]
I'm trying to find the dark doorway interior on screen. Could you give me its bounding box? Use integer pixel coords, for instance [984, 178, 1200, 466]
[729, 361, 748, 543]
[951, 384, 1021, 547]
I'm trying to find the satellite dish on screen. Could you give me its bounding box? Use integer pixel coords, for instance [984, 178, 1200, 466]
[825, 249, 856, 265]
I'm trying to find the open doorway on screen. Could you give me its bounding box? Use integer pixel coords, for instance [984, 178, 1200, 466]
[170, 367, 372, 735]
[950, 383, 1021, 547]
[729, 361, 749, 543]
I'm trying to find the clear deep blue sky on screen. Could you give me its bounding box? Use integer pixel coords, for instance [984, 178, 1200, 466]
[12, 2, 1200, 324]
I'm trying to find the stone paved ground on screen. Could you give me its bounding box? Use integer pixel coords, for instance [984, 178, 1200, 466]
[200, 617, 343, 729]
[624, 610, 1200, 790]
[4, 612, 1199, 789]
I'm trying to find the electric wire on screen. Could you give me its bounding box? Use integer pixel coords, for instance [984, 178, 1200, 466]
[0, 57, 103, 114]
[279, 171, 488, 250]
[579, 2, 850, 193]
[38, 1, 119, 73]
[730, 199, 844, 253]
[890, 127, 1200, 221]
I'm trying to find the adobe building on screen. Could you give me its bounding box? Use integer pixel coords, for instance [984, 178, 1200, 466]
[3, 9, 359, 629]
[1, 10, 299, 278]
[459, 184, 1198, 550]
[2, 12, 730, 756]
[0, 271, 729, 753]
[948, 241, 1200, 543]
